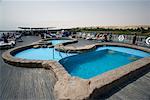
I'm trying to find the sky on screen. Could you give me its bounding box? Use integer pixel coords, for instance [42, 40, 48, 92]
[0, 0, 150, 30]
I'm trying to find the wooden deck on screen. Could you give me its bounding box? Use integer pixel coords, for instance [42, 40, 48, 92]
[0, 36, 150, 100]
[107, 72, 150, 100]
[0, 36, 57, 100]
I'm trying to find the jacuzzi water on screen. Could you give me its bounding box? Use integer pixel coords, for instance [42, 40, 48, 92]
[48, 40, 71, 45]
[15, 46, 150, 79]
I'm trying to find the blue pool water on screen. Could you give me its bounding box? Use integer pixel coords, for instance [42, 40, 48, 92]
[59, 47, 150, 79]
[15, 48, 76, 60]
[48, 40, 71, 45]
[15, 46, 150, 79]
[96, 46, 150, 57]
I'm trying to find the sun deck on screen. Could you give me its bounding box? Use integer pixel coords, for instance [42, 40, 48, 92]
[0, 36, 150, 100]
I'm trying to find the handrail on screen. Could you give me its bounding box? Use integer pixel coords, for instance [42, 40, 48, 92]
[58, 50, 63, 58]
[66, 45, 76, 56]
[58, 44, 75, 57]
[66, 50, 71, 56]
[58, 45, 63, 58]
[53, 48, 55, 59]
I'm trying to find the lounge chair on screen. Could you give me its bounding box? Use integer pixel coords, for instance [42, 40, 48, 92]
[81, 33, 86, 39]
[86, 33, 91, 40]
[96, 34, 105, 42]
[15, 33, 23, 42]
[90, 34, 95, 40]
[0, 40, 15, 49]
[76, 32, 82, 38]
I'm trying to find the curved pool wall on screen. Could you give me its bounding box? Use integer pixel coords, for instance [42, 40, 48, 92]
[59, 46, 149, 79]
[13, 45, 150, 79]
[2, 37, 77, 68]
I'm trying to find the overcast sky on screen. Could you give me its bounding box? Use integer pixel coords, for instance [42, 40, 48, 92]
[0, 0, 150, 30]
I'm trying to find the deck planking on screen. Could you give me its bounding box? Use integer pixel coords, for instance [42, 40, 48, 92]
[107, 72, 150, 100]
[0, 36, 150, 100]
[0, 36, 56, 100]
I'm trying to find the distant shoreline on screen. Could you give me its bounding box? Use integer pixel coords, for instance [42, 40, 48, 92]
[1, 25, 150, 31]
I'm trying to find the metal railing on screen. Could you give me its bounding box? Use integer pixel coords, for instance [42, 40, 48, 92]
[66, 50, 71, 56]
[53, 48, 55, 59]
[75, 32, 149, 47]
[111, 34, 149, 47]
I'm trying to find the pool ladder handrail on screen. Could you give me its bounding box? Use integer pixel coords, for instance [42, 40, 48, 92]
[66, 50, 71, 56]
[59, 46, 70, 58]
[59, 50, 63, 58]
[65, 45, 76, 57]
[58, 45, 73, 58]
[58, 45, 64, 58]
[53, 48, 55, 59]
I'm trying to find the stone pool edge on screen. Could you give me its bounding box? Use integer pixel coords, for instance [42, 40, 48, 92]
[2, 37, 77, 68]
[52, 57, 150, 100]
[55, 42, 150, 53]
[50, 43, 150, 99]
[2, 41, 150, 100]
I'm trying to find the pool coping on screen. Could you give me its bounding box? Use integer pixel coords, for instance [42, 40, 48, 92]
[55, 42, 150, 53]
[2, 40, 150, 100]
[2, 37, 77, 68]
[52, 57, 150, 100]
[52, 42, 150, 99]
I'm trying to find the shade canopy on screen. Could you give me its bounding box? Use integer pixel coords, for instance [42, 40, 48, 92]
[18, 27, 56, 30]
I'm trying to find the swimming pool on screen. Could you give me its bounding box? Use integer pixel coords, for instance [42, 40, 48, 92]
[3, 42, 150, 99]
[48, 40, 71, 45]
[59, 46, 150, 79]
[14, 46, 150, 79]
